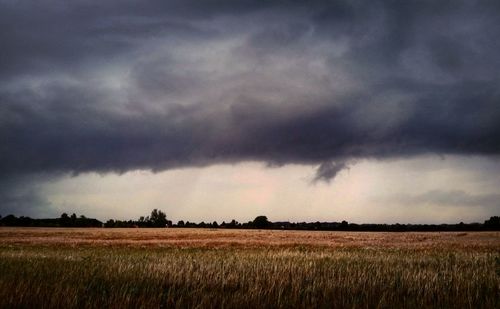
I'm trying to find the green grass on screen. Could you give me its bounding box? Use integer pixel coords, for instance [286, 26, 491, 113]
[0, 245, 498, 308]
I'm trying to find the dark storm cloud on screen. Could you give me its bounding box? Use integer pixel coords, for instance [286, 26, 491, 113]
[312, 162, 348, 184]
[0, 175, 56, 217]
[1, 0, 500, 185]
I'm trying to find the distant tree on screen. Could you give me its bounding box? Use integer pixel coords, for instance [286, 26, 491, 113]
[253, 216, 271, 229]
[484, 216, 500, 229]
[177, 220, 185, 227]
[212, 221, 218, 228]
[149, 209, 168, 227]
[68, 213, 77, 226]
[228, 219, 238, 228]
[1, 215, 18, 226]
[60, 213, 71, 227]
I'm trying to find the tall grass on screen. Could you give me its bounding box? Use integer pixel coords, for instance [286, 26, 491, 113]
[0, 245, 498, 308]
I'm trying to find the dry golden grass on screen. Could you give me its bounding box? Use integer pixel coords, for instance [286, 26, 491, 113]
[0, 228, 499, 308]
[1, 227, 499, 250]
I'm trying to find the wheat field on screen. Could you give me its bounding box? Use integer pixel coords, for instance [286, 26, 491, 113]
[0, 228, 499, 308]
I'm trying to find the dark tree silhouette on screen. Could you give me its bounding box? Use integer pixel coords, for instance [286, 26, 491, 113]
[484, 216, 500, 229]
[340, 220, 349, 229]
[60, 213, 71, 227]
[149, 209, 168, 227]
[253, 216, 271, 229]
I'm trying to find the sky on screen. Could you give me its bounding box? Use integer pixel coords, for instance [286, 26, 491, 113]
[1, 0, 499, 223]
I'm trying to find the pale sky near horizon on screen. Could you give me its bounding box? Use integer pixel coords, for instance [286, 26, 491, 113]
[32, 155, 499, 223]
[1, 1, 499, 223]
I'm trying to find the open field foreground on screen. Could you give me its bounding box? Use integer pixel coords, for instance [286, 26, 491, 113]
[0, 228, 499, 308]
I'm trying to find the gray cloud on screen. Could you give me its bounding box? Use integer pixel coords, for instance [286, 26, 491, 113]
[312, 161, 348, 184]
[383, 190, 500, 209]
[1, 1, 500, 210]
[0, 176, 57, 217]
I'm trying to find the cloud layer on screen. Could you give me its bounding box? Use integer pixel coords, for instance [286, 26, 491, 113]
[388, 190, 500, 208]
[1, 0, 500, 181]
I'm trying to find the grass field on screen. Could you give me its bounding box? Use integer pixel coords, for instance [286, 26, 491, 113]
[0, 228, 499, 308]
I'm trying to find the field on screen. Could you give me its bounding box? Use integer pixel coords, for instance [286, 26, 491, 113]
[0, 228, 499, 308]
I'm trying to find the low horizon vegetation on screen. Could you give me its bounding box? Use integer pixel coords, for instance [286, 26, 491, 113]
[1, 209, 499, 232]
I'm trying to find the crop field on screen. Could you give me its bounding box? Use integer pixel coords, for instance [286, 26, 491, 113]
[0, 228, 499, 308]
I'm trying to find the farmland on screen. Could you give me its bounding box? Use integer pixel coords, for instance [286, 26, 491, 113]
[0, 228, 499, 308]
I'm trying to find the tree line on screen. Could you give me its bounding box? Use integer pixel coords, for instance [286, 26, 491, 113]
[0, 212, 102, 227]
[1, 211, 499, 231]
